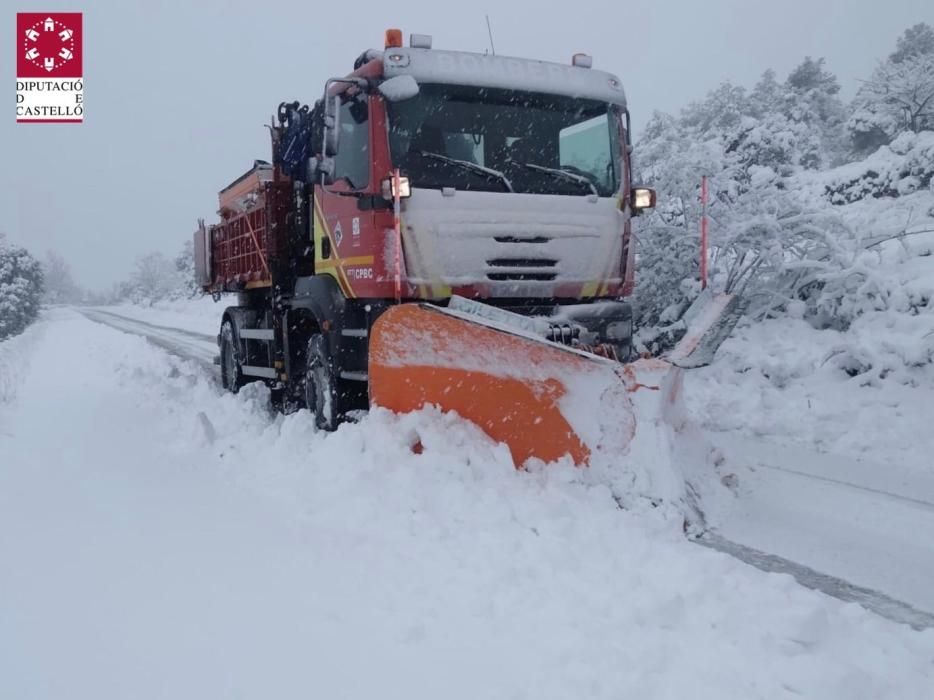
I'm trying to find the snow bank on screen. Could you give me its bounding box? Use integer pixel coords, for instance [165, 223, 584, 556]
[2, 310, 933, 699]
[685, 313, 934, 473]
[684, 166, 934, 473]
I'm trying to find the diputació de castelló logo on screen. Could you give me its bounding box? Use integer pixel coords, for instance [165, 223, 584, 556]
[16, 13, 84, 123]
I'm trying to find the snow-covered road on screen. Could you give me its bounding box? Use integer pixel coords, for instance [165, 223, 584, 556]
[706, 435, 934, 626]
[79, 304, 934, 629]
[77, 307, 218, 369]
[3, 308, 932, 698]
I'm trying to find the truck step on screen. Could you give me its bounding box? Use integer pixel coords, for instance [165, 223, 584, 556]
[239, 328, 275, 340]
[341, 328, 368, 338]
[339, 370, 369, 382]
[241, 365, 278, 379]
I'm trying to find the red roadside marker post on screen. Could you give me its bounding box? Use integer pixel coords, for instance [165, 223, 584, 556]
[700, 175, 709, 290]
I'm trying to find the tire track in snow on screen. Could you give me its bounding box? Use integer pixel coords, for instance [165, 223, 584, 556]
[85, 308, 217, 343]
[754, 462, 934, 513]
[697, 533, 934, 631]
[706, 434, 934, 627]
[76, 308, 218, 371]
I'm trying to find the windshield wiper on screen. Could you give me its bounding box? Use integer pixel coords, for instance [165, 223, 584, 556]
[419, 151, 514, 192]
[522, 163, 598, 196]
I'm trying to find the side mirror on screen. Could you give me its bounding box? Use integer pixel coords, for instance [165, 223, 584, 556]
[380, 175, 411, 200]
[630, 186, 656, 215]
[378, 75, 419, 102]
[323, 94, 341, 157]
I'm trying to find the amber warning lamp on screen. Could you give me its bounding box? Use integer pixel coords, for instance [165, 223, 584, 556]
[385, 28, 403, 48]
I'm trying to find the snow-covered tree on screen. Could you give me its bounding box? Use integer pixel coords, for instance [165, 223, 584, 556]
[848, 23, 934, 154]
[748, 70, 783, 119]
[0, 234, 44, 340]
[680, 82, 749, 138]
[786, 57, 840, 108]
[781, 57, 847, 168]
[127, 251, 180, 305]
[174, 239, 202, 298]
[889, 22, 934, 64]
[41, 250, 81, 304]
[636, 111, 727, 220]
[112, 240, 203, 306]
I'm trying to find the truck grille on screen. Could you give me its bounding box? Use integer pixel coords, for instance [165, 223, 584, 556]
[486, 257, 559, 282]
[486, 258, 558, 268]
[493, 236, 550, 244]
[488, 272, 557, 281]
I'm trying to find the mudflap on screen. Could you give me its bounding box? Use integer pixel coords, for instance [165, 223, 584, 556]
[368, 303, 640, 467]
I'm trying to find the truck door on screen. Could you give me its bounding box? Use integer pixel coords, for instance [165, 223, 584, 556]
[314, 91, 378, 299]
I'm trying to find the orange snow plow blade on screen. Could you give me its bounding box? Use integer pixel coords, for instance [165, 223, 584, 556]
[368, 304, 639, 467]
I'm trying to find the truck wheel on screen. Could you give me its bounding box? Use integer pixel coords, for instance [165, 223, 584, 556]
[219, 320, 244, 392]
[304, 334, 339, 430]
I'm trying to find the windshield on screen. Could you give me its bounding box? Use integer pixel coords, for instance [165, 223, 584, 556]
[387, 84, 621, 197]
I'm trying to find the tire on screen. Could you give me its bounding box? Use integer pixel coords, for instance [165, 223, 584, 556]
[304, 334, 340, 430]
[219, 320, 244, 392]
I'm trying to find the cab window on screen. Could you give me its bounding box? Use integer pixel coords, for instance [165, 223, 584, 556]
[559, 114, 614, 193]
[333, 96, 369, 189]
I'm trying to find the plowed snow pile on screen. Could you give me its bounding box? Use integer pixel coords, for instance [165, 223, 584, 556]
[685, 193, 934, 473]
[1, 309, 932, 699]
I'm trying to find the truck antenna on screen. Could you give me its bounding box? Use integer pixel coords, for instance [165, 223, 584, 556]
[485, 15, 496, 55]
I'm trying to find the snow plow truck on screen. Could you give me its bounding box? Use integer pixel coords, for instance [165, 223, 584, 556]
[196, 29, 735, 468]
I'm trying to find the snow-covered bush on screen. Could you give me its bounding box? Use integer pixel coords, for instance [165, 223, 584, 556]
[633, 161, 933, 354]
[0, 236, 43, 341]
[632, 182, 836, 350]
[633, 118, 846, 352]
[823, 131, 934, 204]
[824, 316, 934, 386]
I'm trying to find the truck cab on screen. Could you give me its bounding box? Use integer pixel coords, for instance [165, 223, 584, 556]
[290, 35, 649, 309]
[203, 30, 654, 427]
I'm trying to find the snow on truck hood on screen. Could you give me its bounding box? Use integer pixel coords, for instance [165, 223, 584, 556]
[382, 47, 627, 106]
[399, 188, 626, 297]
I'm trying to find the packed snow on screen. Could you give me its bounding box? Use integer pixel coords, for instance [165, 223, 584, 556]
[2, 309, 934, 699]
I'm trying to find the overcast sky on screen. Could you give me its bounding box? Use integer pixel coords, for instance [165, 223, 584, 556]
[2, 0, 932, 290]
